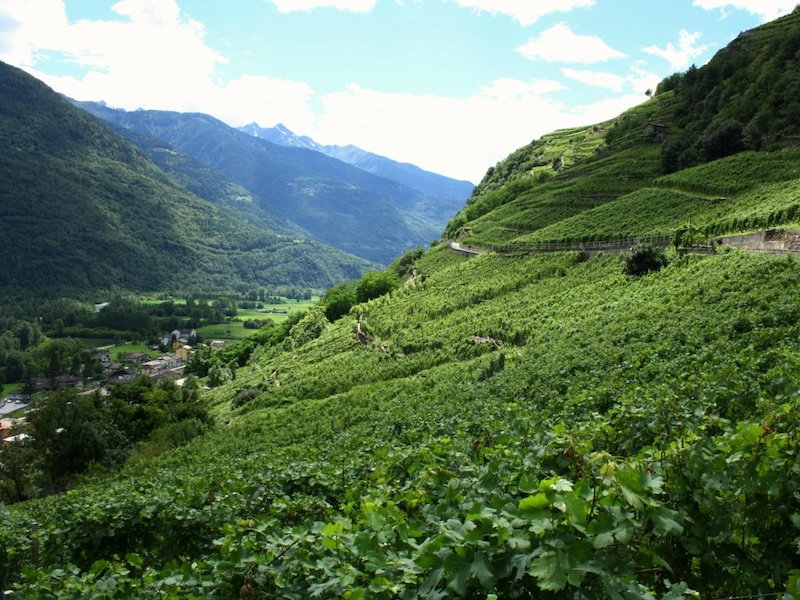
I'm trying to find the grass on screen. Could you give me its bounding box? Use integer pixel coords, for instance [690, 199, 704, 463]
[197, 299, 318, 342]
[1, 382, 22, 398]
[109, 343, 158, 360]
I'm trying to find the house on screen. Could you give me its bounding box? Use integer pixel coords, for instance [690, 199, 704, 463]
[106, 368, 137, 386]
[644, 122, 669, 137]
[141, 359, 166, 375]
[175, 345, 193, 362]
[54, 375, 83, 389]
[4, 391, 28, 403]
[123, 352, 150, 364]
[0, 418, 26, 441]
[92, 348, 111, 363]
[30, 378, 53, 393]
[151, 368, 184, 383]
[210, 340, 228, 351]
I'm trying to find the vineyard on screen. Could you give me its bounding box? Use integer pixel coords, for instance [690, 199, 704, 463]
[5, 10, 800, 598]
[4, 245, 800, 598]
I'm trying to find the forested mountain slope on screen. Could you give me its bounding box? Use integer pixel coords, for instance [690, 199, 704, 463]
[4, 9, 800, 600]
[75, 102, 445, 265]
[0, 61, 371, 295]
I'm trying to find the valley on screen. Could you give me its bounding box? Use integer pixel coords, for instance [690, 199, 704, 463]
[3, 6, 800, 599]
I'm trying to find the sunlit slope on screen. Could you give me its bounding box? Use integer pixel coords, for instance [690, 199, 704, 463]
[6, 245, 800, 597]
[447, 97, 800, 249]
[446, 6, 800, 249]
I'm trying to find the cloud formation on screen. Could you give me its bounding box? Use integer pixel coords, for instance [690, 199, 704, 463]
[516, 23, 626, 63]
[693, 0, 797, 22]
[0, 0, 763, 181]
[561, 68, 626, 92]
[643, 29, 708, 70]
[266, 0, 377, 13]
[449, 0, 595, 26]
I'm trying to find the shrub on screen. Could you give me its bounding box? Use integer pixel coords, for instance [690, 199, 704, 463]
[320, 282, 357, 322]
[623, 245, 668, 277]
[232, 387, 261, 408]
[355, 271, 400, 304]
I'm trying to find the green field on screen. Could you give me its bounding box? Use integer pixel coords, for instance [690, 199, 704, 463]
[196, 299, 317, 341]
[1, 382, 22, 399]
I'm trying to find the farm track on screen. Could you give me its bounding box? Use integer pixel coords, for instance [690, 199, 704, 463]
[450, 228, 800, 259]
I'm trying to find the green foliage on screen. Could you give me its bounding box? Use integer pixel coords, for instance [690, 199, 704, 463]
[320, 282, 357, 322]
[355, 271, 400, 304]
[0, 61, 372, 297]
[700, 118, 745, 161]
[4, 248, 800, 597]
[287, 308, 329, 347]
[623, 245, 669, 276]
[7, 13, 800, 600]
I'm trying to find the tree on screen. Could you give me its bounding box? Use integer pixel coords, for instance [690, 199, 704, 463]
[30, 389, 127, 480]
[623, 245, 668, 277]
[355, 271, 400, 304]
[320, 282, 357, 322]
[700, 119, 744, 161]
[0, 436, 39, 503]
[4, 352, 26, 383]
[207, 363, 233, 387]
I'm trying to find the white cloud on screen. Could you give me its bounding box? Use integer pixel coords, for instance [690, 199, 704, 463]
[0, 0, 655, 183]
[208, 75, 318, 133]
[517, 23, 626, 63]
[266, 0, 377, 13]
[626, 65, 663, 96]
[1, 0, 229, 112]
[448, 0, 595, 26]
[643, 29, 708, 70]
[561, 68, 626, 92]
[693, 0, 797, 22]
[310, 77, 642, 182]
[0, 0, 70, 66]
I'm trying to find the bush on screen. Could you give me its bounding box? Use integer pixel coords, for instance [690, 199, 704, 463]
[320, 282, 357, 322]
[623, 245, 668, 277]
[355, 271, 400, 304]
[232, 388, 261, 408]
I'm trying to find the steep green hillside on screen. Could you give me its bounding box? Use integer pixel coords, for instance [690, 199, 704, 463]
[446, 7, 800, 249]
[0, 62, 371, 295]
[4, 11, 800, 600]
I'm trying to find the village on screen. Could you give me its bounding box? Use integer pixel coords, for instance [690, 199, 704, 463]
[0, 328, 228, 442]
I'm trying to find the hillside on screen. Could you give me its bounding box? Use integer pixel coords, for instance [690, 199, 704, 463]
[4, 10, 800, 600]
[75, 103, 448, 265]
[0, 61, 372, 295]
[239, 122, 474, 224]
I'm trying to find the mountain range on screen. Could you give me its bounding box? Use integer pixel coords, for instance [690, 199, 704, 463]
[0, 60, 473, 297]
[238, 121, 473, 224]
[75, 102, 472, 265]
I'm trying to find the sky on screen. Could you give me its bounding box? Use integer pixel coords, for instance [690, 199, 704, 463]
[0, 1, 797, 183]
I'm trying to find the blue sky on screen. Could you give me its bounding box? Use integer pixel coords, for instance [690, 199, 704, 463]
[0, 0, 796, 182]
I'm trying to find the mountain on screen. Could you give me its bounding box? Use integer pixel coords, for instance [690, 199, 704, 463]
[6, 9, 800, 599]
[0, 61, 371, 295]
[75, 104, 450, 264]
[239, 122, 474, 223]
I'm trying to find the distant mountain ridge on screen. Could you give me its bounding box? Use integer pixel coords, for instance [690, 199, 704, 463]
[76, 103, 456, 264]
[238, 122, 474, 223]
